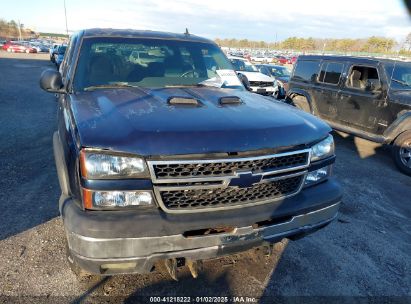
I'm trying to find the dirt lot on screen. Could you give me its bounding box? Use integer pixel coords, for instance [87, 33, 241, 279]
[0, 52, 410, 303]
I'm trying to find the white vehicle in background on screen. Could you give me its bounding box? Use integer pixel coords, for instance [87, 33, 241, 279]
[250, 54, 268, 63]
[228, 56, 275, 96]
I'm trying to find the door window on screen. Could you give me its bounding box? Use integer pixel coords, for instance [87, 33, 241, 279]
[346, 65, 379, 90]
[318, 62, 343, 85]
[293, 60, 320, 83]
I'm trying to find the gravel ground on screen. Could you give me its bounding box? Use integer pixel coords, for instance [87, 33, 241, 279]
[0, 52, 410, 303]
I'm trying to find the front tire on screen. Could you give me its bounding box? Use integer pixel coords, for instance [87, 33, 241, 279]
[392, 131, 411, 176]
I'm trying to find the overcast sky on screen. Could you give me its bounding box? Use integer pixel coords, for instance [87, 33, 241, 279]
[2, 0, 411, 42]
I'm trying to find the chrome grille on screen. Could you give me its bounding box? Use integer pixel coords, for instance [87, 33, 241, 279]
[151, 152, 308, 180]
[160, 175, 304, 211]
[249, 81, 274, 87]
[148, 149, 310, 213]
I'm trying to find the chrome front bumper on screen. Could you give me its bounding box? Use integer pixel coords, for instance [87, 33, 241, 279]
[66, 202, 340, 274]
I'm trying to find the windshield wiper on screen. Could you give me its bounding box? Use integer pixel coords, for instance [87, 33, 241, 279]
[391, 79, 411, 87]
[83, 83, 139, 91]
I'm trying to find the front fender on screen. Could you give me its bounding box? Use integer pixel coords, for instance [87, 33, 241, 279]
[286, 88, 315, 111]
[383, 110, 411, 143]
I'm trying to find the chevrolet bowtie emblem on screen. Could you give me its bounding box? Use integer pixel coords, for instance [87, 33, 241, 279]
[228, 172, 263, 188]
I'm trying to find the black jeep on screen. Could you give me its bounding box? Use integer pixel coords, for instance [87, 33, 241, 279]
[287, 55, 411, 176]
[39, 29, 341, 278]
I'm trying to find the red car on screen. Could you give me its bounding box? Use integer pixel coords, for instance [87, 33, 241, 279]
[2, 42, 37, 53]
[276, 56, 288, 64]
[287, 56, 298, 64]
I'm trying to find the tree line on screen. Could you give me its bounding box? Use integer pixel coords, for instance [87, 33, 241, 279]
[215, 36, 403, 54]
[0, 18, 35, 39]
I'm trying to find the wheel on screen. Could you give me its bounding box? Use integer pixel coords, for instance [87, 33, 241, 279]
[392, 131, 411, 176]
[292, 95, 310, 112]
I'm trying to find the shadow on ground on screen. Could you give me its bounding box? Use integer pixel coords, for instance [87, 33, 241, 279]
[0, 56, 60, 240]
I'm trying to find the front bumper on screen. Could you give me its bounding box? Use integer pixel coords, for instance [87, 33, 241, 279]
[68, 202, 339, 275]
[63, 178, 341, 275]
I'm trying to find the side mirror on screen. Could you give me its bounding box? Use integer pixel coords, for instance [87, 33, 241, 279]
[40, 69, 64, 93]
[237, 73, 251, 91]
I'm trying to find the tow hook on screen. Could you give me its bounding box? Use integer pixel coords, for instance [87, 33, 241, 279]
[187, 259, 203, 278]
[264, 244, 274, 257]
[164, 258, 178, 281]
[164, 258, 203, 280]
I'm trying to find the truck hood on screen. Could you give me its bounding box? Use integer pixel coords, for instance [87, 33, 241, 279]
[237, 71, 273, 83]
[390, 90, 411, 106]
[70, 87, 331, 156]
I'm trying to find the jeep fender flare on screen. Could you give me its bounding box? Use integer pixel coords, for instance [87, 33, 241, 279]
[286, 89, 314, 113]
[383, 111, 411, 143]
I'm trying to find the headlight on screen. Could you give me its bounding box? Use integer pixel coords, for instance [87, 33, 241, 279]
[82, 189, 153, 209]
[80, 150, 148, 179]
[305, 166, 332, 187]
[311, 135, 335, 162]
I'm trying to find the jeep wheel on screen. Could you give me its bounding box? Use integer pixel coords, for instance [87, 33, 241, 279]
[392, 131, 411, 176]
[292, 96, 310, 113]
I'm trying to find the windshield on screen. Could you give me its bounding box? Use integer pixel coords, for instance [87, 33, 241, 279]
[270, 66, 291, 77]
[73, 37, 240, 91]
[386, 63, 411, 90]
[230, 58, 259, 72]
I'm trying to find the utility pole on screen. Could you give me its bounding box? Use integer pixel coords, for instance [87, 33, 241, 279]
[63, 0, 69, 36]
[17, 20, 22, 41]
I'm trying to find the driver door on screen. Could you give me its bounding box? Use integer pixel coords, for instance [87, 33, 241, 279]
[337, 64, 385, 134]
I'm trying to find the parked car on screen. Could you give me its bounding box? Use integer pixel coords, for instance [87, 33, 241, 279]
[228, 56, 276, 95]
[55, 45, 67, 68]
[287, 55, 411, 176]
[30, 42, 49, 53]
[275, 56, 288, 65]
[3, 42, 37, 53]
[250, 55, 268, 63]
[287, 56, 298, 65]
[257, 64, 291, 99]
[39, 28, 341, 279]
[49, 44, 60, 62]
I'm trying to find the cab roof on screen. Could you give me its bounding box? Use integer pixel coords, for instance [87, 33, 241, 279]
[298, 55, 411, 66]
[79, 28, 214, 44]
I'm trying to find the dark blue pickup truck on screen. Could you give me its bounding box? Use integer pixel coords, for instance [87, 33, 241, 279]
[40, 28, 342, 279]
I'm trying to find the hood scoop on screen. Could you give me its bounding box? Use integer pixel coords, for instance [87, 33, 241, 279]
[168, 97, 200, 106]
[219, 96, 243, 106]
